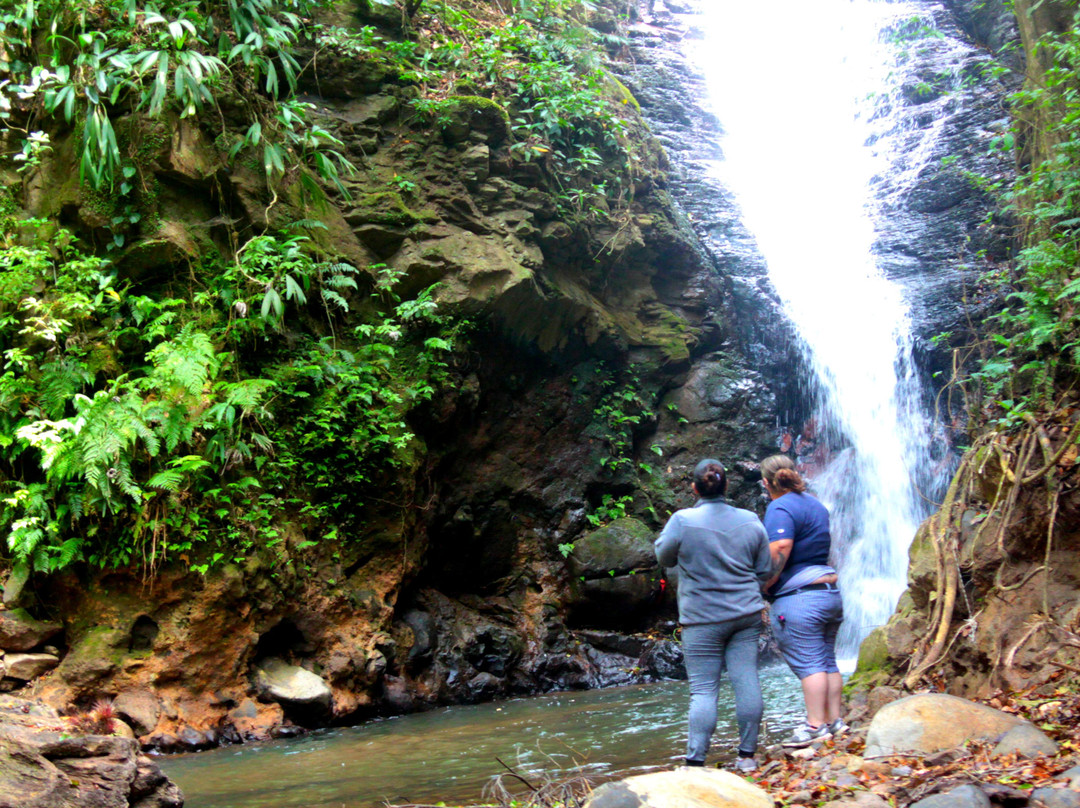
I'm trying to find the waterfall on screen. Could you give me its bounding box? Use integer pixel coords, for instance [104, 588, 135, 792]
[687, 0, 958, 656]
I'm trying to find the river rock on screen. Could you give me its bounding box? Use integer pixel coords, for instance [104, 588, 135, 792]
[909, 785, 991, 808]
[0, 609, 62, 652]
[114, 688, 162, 736]
[663, 360, 771, 425]
[991, 723, 1058, 758]
[0, 695, 182, 808]
[639, 637, 686, 680]
[864, 694, 1026, 758]
[584, 768, 772, 808]
[4, 652, 59, 681]
[254, 657, 332, 711]
[866, 686, 904, 718]
[1056, 765, 1080, 787]
[1032, 789, 1080, 808]
[466, 671, 502, 700]
[571, 517, 657, 577]
[822, 792, 892, 808]
[575, 573, 658, 628]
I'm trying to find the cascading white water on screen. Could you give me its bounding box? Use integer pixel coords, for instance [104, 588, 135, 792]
[687, 0, 956, 655]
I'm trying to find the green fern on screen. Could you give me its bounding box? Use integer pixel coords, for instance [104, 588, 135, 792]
[38, 357, 93, 419]
[222, 378, 275, 413]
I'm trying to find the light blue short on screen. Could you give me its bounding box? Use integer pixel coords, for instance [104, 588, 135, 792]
[770, 589, 844, 679]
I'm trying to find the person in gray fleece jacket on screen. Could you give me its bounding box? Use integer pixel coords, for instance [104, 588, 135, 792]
[654, 458, 773, 771]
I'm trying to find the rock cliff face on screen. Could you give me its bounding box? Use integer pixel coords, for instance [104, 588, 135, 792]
[4, 0, 784, 748]
[866, 0, 1017, 377]
[851, 0, 1080, 700]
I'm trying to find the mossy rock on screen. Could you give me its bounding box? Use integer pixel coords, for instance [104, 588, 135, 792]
[117, 221, 200, 279]
[906, 520, 937, 609]
[608, 74, 642, 111]
[344, 191, 439, 227]
[845, 625, 893, 692]
[639, 303, 691, 364]
[55, 626, 128, 691]
[354, 0, 405, 30]
[440, 96, 511, 144]
[857, 625, 890, 672]
[570, 517, 656, 578]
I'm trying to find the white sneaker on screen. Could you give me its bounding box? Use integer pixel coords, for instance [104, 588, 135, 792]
[782, 721, 832, 748]
[829, 717, 850, 736]
[733, 756, 759, 774]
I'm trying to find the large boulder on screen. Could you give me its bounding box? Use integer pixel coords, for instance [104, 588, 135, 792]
[0, 695, 182, 808]
[253, 657, 332, 712]
[571, 518, 657, 577]
[864, 694, 1036, 758]
[114, 688, 162, 737]
[585, 768, 772, 808]
[4, 653, 59, 681]
[0, 609, 62, 652]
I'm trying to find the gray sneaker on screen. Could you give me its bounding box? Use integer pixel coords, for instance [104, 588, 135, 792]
[829, 717, 851, 737]
[733, 756, 759, 774]
[782, 722, 832, 748]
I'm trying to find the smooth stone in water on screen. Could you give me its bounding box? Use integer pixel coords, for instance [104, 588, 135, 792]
[991, 723, 1058, 758]
[865, 694, 1024, 758]
[585, 768, 772, 808]
[253, 658, 331, 710]
[909, 785, 991, 808]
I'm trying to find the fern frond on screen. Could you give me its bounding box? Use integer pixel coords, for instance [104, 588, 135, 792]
[39, 357, 92, 419]
[327, 262, 358, 274]
[283, 219, 329, 232]
[146, 324, 218, 398]
[321, 290, 349, 312]
[49, 536, 83, 571]
[222, 378, 275, 413]
[147, 468, 184, 491]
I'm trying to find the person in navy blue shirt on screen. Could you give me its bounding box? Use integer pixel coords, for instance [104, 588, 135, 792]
[760, 454, 847, 748]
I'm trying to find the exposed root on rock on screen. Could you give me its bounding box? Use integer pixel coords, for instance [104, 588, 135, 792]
[902, 406, 1080, 691]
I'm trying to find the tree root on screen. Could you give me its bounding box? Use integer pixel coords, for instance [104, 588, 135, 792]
[904, 453, 968, 689]
[1020, 414, 1080, 485]
[903, 408, 1075, 689]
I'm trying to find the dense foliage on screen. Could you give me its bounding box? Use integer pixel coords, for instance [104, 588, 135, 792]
[956, 9, 1080, 430]
[0, 0, 636, 578]
[315, 0, 638, 215]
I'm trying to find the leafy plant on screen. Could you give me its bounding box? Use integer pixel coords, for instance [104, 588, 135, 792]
[952, 10, 1080, 428]
[586, 494, 633, 527]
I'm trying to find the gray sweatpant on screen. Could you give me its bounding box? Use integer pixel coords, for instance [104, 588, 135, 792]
[682, 612, 763, 762]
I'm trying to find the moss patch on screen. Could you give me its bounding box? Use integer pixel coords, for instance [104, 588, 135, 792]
[347, 191, 439, 226]
[845, 625, 894, 692]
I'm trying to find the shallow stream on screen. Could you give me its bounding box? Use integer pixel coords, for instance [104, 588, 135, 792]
[161, 669, 803, 808]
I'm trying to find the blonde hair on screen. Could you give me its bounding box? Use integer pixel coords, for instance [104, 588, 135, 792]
[760, 454, 806, 494]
